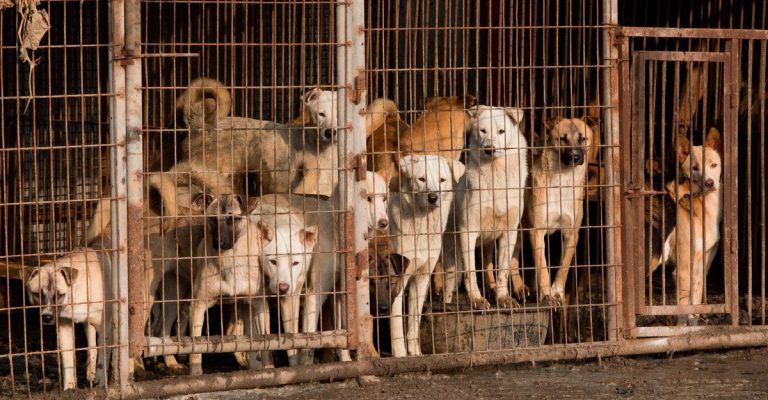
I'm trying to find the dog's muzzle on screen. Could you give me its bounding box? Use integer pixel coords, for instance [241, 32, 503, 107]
[561, 149, 585, 166]
[42, 313, 55, 325]
[427, 192, 440, 207]
[321, 128, 337, 142]
[278, 282, 290, 295]
[377, 218, 389, 230]
[483, 145, 495, 156]
[704, 178, 715, 190]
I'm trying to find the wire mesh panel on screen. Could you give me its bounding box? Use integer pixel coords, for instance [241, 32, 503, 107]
[135, 0, 359, 378]
[365, 0, 619, 359]
[0, 0, 118, 395]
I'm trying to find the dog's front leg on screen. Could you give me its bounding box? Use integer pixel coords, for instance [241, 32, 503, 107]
[530, 228, 554, 305]
[298, 288, 322, 366]
[280, 294, 301, 366]
[58, 321, 77, 390]
[389, 283, 407, 358]
[497, 231, 523, 308]
[406, 271, 431, 356]
[188, 298, 212, 376]
[252, 297, 273, 369]
[334, 296, 352, 362]
[552, 227, 580, 305]
[462, 230, 490, 309]
[441, 234, 460, 304]
[86, 323, 98, 384]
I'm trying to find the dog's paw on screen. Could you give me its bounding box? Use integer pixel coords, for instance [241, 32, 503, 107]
[513, 284, 532, 301]
[496, 295, 521, 309]
[234, 351, 249, 369]
[189, 363, 203, 376]
[469, 296, 491, 310]
[539, 294, 563, 308]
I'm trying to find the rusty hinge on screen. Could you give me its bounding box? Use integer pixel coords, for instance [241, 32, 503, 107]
[351, 153, 367, 181]
[348, 74, 366, 104]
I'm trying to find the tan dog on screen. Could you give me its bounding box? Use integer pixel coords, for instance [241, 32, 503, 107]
[366, 98, 409, 180]
[654, 128, 723, 325]
[399, 96, 476, 162]
[25, 249, 110, 390]
[518, 118, 593, 306]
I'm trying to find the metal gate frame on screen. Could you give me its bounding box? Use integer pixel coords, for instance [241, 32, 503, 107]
[616, 27, 768, 338]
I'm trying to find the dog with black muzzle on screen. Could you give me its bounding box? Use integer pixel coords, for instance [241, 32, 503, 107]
[517, 117, 593, 307]
[387, 154, 465, 357]
[187, 193, 276, 375]
[25, 248, 111, 390]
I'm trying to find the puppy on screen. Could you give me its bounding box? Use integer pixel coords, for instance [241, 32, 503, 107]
[654, 128, 723, 324]
[399, 96, 476, 162]
[388, 154, 465, 357]
[25, 248, 111, 390]
[187, 194, 276, 375]
[521, 118, 593, 306]
[441, 106, 529, 309]
[293, 169, 393, 365]
[248, 199, 319, 366]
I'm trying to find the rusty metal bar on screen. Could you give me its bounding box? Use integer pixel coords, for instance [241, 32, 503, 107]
[125, 0, 146, 365]
[109, 0, 131, 391]
[144, 332, 348, 357]
[602, 0, 621, 342]
[723, 39, 740, 325]
[337, 0, 370, 357]
[112, 327, 768, 399]
[621, 27, 768, 40]
[637, 304, 728, 316]
[631, 51, 729, 63]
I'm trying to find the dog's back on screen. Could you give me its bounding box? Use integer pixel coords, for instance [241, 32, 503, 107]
[399, 96, 475, 162]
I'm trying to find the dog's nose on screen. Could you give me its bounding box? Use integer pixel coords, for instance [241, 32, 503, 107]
[427, 193, 439, 204]
[278, 282, 290, 295]
[322, 128, 336, 141]
[42, 314, 54, 324]
[377, 218, 389, 230]
[483, 145, 495, 155]
[705, 179, 715, 189]
[571, 153, 584, 165]
[378, 303, 390, 315]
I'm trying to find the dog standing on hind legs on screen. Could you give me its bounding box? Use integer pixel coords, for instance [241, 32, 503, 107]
[518, 117, 594, 307]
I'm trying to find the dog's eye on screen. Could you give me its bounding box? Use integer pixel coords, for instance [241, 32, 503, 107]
[292, 261, 300, 267]
[692, 166, 700, 172]
[439, 178, 446, 183]
[318, 112, 326, 118]
[711, 163, 717, 168]
[480, 129, 487, 134]
[418, 177, 426, 183]
[366, 196, 373, 203]
[498, 130, 505, 135]
[560, 137, 568, 142]
[579, 136, 586, 143]
[269, 259, 277, 265]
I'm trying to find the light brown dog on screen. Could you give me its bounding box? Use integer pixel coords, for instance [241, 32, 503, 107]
[399, 96, 476, 162]
[366, 98, 409, 181]
[515, 118, 594, 307]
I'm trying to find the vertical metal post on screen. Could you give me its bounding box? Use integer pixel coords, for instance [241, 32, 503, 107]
[124, 0, 146, 367]
[602, 0, 622, 341]
[336, 0, 372, 358]
[109, 0, 131, 391]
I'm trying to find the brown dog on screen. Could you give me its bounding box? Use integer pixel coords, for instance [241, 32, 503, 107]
[399, 96, 476, 162]
[366, 98, 409, 182]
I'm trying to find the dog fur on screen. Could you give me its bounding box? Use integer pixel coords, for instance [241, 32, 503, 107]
[519, 118, 593, 306]
[387, 154, 465, 357]
[654, 128, 723, 324]
[399, 96, 476, 163]
[366, 98, 410, 180]
[25, 248, 111, 390]
[440, 106, 529, 309]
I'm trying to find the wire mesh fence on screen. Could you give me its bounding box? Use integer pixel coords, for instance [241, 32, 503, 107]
[0, 0, 766, 397]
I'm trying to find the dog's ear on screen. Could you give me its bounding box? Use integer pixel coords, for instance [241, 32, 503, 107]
[301, 88, 322, 106]
[544, 117, 563, 132]
[398, 155, 415, 177]
[450, 159, 466, 183]
[227, 194, 245, 214]
[387, 253, 410, 275]
[467, 105, 481, 120]
[256, 220, 275, 242]
[23, 266, 40, 285]
[704, 127, 723, 157]
[191, 193, 215, 213]
[504, 107, 525, 125]
[378, 163, 395, 186]
[300, 225, 319, 252]
[58, 267, 78, 286]
[676, 134, 691, 163]
[463, 95, 477, 108]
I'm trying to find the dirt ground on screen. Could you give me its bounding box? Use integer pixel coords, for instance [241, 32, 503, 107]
[169, 347, 768, 400]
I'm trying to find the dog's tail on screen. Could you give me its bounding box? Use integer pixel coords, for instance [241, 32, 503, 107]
[84, 198, 113, 246]
[366, 97, 398, 138]
[176, 77, 232, 130]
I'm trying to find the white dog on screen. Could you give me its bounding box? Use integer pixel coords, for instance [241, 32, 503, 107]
[187, 194, 276, 375]
[441, 106, 528, 309]
[291, 88, 340, 197]
[388, 154, 465, 357]
[295, 169, 393, 365]
[25, 248, 111, 390]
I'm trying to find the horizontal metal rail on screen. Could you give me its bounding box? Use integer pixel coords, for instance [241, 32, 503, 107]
[144, 331, 349, 357]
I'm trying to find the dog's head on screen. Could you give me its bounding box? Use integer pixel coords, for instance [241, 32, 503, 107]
[468, 106, 525, 159]
[301, 88, 338, 143]
[253, 205, 318, 296]
[544, 117, 593, 168]
[370, 252, 410, 316]
[398, 154, 465, 210]
[676, 127, 723, 192]
[25, 262, 78, 325]
[364, 169, 392, 237]
[198, 193, 247, 252]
